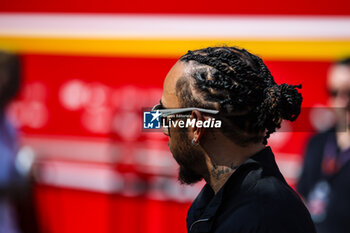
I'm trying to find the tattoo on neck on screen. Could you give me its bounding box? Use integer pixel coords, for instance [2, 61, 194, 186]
[212, 164, 239, 180]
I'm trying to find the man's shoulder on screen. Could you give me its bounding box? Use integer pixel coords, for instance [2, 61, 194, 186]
[246, 175, 304, 211]
[216, 196, 314, 233]
[223, 173, 308, 212]
[216, 177, 315, 232]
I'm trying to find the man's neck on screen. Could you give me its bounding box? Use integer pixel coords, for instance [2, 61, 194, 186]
[202, 141, 265, 194]
[208, 163, 238, 194]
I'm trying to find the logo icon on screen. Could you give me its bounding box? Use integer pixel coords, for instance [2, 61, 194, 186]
[143, 110, 162, 129]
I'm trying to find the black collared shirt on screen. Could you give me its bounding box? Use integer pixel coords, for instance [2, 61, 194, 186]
[187, 147, 316, 233]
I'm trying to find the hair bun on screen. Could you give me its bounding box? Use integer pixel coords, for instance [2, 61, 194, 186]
[278, 84, 302, 121]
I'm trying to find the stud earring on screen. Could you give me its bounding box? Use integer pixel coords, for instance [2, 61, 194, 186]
[192, 138, 199, 146]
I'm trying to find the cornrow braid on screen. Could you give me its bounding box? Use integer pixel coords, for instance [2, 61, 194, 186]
[177, 46, 303, 145]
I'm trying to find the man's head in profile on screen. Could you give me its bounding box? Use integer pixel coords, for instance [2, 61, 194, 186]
[154, 46, 303, 190]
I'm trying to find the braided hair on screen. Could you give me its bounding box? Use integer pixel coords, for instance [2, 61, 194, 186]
[177, 46, 302, 145]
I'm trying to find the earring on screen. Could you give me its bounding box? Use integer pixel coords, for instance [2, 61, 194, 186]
[192, 138, 199, 146]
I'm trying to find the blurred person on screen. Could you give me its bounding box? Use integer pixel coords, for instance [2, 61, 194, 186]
[0, 51, 39, 233]
[0, 51, 23, 233]
[298, 57, 350, 233]
[152, 46, 316, 233]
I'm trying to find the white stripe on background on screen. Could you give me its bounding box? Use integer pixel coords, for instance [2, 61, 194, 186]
[36, 161, 124, 193]
[0, 13, 349, 39]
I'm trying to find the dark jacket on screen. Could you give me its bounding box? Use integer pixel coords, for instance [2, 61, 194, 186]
[187, 147, 316, 233]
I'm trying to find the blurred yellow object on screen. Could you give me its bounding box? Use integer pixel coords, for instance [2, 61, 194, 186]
[0, 36, 350, 60]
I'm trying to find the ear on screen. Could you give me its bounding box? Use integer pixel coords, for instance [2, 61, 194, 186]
[190, 110, 205, 144]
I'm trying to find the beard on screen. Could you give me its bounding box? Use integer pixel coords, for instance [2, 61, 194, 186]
[170, 129, 205, 185]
